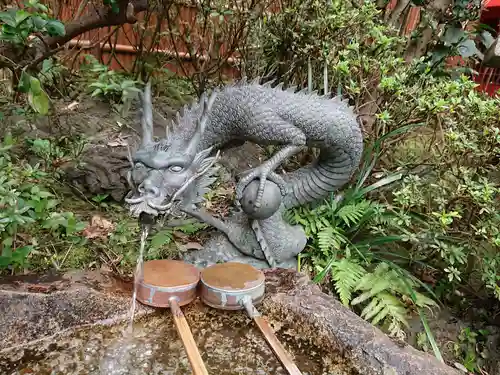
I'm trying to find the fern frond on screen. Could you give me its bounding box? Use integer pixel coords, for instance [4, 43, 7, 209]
[351, 264, 393, 305]
[387, 316, 407, 340]
[331, 258, 367, 306]
[336, 200, 373, 227]
[412, 291, 439, 311]
[317, 226, 346, 254]
[360, 292, 409, 328]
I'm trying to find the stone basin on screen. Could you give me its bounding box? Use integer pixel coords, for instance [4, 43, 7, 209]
[0, 268, 460, 375]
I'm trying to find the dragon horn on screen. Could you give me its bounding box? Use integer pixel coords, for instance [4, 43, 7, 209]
[185, 90, 217, 154]
[140, 81, 154, 147]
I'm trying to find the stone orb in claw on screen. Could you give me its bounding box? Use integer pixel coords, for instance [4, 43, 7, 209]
[240, 179, 282, 220]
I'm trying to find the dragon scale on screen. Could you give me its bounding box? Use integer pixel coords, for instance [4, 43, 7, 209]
[171, 79, 363, 209]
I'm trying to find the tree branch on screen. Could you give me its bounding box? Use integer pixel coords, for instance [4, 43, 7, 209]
[0, 0, 150, 70]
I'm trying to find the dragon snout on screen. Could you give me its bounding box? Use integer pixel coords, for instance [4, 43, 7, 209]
[138, 180, 160, 198]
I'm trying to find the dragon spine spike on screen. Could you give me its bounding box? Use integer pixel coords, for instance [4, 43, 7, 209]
[185, 90, 218, 155]
[263, 79, 275, 87]
[198, 90, 217, 131]
[140, 81, 154, 146]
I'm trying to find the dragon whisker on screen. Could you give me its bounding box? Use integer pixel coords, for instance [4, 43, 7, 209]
[147, 201, 173, 211]
[125, 196, 146, 204]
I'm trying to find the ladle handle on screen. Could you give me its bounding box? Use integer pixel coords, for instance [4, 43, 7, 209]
[169, 298, 209, 375]
[253, 315, 303, 375]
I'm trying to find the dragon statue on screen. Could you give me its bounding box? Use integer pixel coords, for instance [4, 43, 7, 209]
[125, 78, 363, 269]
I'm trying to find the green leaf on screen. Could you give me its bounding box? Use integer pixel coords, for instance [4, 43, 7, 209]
[0, 10, 17, 27]
[29, 76, 42, 95]
[14, 10, 31, 26]
[28, 89, 50, 115]
[17, 71, 32, 93]
[31, 15, 47, 30]
[458, 39, 479, 58]
[45, 20, 65, 36]
[0, 256, 12, 268]
[442, 27, 466, 45]
[12, 245, 33, 262]
[312, 253, 337, 283]
[28, 0, 49, 12]
[150, 230, 173, 249]
[331, 258, 366, 305]
[355, 172, 403, 198]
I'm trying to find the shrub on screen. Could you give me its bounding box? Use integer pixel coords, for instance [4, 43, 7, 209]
[0, 134, 88, 272]
[254, 0, 499, 346]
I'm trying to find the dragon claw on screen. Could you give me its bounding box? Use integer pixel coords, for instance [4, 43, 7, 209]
[236, 167, 288, 211]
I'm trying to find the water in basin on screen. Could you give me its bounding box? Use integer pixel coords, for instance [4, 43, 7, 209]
[4, 301, 353, 375]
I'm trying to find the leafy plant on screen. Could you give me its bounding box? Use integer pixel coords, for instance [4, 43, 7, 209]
[0, 0, 66, 115]
[256, 0, 499, 367]
[26, 136, 86, 178]
[0, 0, 65, 46]
[453, 327, 490, 373]
[0, 134, 87, 272]
[82, 55, 143, 115]
[288, 166, 437, 340]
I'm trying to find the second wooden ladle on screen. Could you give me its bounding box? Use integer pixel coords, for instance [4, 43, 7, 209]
[199, 261, 302, 375]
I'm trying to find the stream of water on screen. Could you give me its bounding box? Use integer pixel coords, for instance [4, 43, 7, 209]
[127, 226, 150, 333]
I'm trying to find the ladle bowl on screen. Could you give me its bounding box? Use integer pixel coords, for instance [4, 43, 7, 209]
[136, 259, 199, 308]
[200, 261, 265, 310]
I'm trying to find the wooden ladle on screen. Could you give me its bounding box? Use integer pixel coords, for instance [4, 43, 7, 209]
[199, 261, 302, 375]
[136, 259, 209, 375]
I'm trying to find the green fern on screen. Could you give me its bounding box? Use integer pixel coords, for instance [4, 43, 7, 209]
[336, 200, 373, 227]
[359, 291, 409, 327]
[317, 226, 347, 254]
[287, 183, 438, 340]
[347, 262, 437, 337]
[331, 258, 367, 306]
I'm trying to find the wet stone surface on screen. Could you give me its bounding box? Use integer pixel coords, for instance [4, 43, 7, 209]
[2, 302, 347, 375]
[0, 268, 462, 375]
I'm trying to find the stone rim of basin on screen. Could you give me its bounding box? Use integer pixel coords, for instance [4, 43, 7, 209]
[0, 268, 461, 375]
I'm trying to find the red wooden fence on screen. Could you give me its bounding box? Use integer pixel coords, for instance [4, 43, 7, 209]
[54, 0, 268, 77]
[12, 1, 499, 94]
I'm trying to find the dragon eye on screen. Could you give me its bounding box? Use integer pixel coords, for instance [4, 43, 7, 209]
[169, 165, 183, 173]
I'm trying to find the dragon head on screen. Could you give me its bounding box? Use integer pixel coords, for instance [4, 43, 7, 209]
[125, 82, 220, 219]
